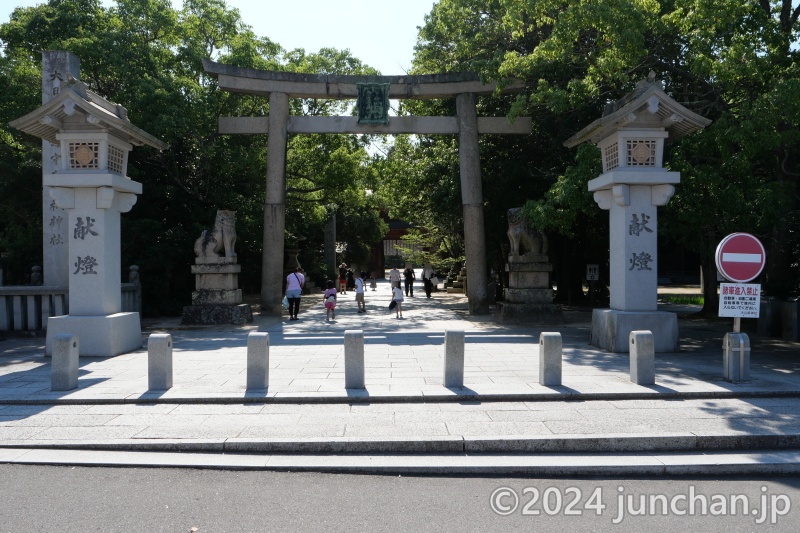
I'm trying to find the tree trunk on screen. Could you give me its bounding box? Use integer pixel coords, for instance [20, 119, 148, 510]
[700, 257, 719, 317]
[554, 236, 587, 305]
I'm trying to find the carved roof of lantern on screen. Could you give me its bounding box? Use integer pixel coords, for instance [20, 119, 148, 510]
[8, 79, 168, 150]
[563, 73, 712, 148]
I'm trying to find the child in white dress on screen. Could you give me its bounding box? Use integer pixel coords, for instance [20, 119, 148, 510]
[391, 285, 404, 318]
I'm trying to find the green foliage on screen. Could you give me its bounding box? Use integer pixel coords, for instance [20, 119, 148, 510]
[0, 0, 389, 314]
[403, 0, 800, 307]
[661, 295, 704, 306]
[522, 144, 602, 238]
[396, 227, 464, 275]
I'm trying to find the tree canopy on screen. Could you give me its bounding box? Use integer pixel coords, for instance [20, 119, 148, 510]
[390, 0, 800, 310]
[0, 0, 386, 314]
[1, 0, 799, 317]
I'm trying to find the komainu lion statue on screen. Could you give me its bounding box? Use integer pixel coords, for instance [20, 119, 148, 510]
[507, 207, 548, 258]
[194, 210, 237, 259]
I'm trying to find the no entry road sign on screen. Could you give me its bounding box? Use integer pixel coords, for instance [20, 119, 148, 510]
[715, 233, 766, 283]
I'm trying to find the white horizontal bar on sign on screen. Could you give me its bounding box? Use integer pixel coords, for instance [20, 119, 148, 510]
[218, 116, 532, 135]
[722, 253, 762, 263]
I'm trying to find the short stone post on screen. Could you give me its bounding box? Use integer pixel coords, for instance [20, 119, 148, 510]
[538, 332, 562, 386]
[344, 329, 365, 389]
[247, 332, 269, 389]
[443, 330, 465, 388]
[51, 333, 78, 391]
[629, 330, 655, 385]
[148, 333, 173, 391]
[723, 332, 750, 382]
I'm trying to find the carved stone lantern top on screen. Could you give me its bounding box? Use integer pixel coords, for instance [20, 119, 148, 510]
[564, 74, 711, 150]
[564, 74, 712, 192]
[9, 79, 167, 181]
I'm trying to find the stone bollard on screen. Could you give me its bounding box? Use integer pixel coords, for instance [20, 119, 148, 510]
[538, 332, 562, 387]
[344, 330, 365, 389]
[51, 333, 79, 391]
[247, 332, 269, 389]
[443, 330, 465, 388]
[148, 333, 173, 391]
[629, 330, 655, 385]
[723, 332, 750, 382]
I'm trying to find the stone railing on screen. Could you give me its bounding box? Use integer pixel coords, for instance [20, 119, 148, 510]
[0, 280, 141, 333]
[0, 286, 69, 332]
[121, 282, 142, 314]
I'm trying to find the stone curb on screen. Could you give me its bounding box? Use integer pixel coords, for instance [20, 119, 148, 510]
[3, 448, 800, 476]
[3, 389, 800, 406]
[4, 433, 800, 455]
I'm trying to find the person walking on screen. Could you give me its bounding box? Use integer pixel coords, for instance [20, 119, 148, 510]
[338, 263, 348, 294]
[355, 271, 366, 313]
[422, 264, 434, 298]
[389, 266, 401, 289]
[403, 265, 415, 297]
[323, 280, 337, 320]
[285, 267, 305, 321]
[391, 283, 404, 318]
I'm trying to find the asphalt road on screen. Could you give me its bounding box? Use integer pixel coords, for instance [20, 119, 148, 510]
[1, 464, 800, 532]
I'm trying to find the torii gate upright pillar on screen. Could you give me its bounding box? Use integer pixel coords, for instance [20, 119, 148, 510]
[457, 93, 489, 314]
[262, 91, 289, 315]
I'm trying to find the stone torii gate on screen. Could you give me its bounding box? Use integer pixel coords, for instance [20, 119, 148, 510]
[203, 60, 531, 315]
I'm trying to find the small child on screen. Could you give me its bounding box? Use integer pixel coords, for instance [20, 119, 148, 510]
[323, 280, 337, 320]
[391, 284, 404, 318]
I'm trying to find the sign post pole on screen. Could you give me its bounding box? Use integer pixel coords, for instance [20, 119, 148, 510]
[715, 233, 765, 381]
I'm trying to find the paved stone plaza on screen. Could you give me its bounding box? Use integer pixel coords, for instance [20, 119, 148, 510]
[3, 278, 800, 474]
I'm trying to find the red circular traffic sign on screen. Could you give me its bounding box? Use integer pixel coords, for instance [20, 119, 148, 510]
[715, 233, 766, 283]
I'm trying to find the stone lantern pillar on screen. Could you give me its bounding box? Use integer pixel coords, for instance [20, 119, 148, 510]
[564, 74, 711, 352]
[9, 76, 167, 356]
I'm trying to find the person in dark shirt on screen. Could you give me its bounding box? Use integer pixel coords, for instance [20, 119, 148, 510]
[403, 265, 415, 297]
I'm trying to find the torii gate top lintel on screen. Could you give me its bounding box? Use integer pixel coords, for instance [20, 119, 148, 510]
[202, 59, 525, 100]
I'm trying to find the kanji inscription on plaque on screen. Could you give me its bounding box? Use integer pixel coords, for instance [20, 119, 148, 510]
[357, 83, 390, 125]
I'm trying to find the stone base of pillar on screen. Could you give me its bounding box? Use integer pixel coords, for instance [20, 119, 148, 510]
[180, 304, 253, 326]
[45, 312, 142, 357]
[590, 309, 679, 353]
[192, 288, 243, 305]
[495, 302, 564, 325]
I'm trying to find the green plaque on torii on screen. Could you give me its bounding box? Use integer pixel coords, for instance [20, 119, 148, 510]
[356, 83, 390, 125]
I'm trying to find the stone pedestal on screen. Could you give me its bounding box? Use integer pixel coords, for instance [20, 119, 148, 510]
[191, 258, 242, 305]
[46, 313, 142, 357]
[591, 309, 678, 353]
[181, 236, 253, 325]
[497, 254, 563, 324]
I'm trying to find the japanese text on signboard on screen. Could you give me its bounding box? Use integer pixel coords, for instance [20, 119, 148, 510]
[719, 283, 760, 318]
